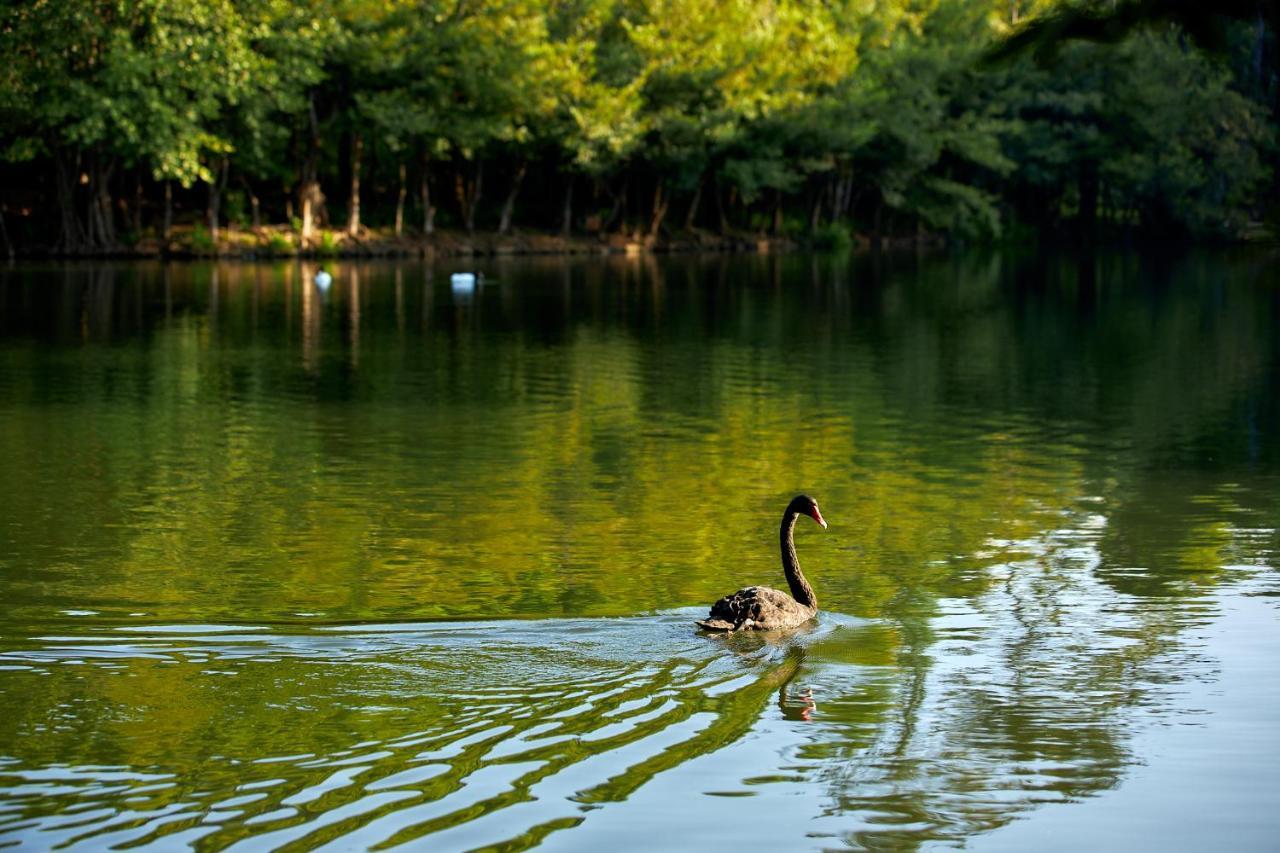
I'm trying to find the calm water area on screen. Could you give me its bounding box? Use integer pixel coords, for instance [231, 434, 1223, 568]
[0, 251, 1278, 851]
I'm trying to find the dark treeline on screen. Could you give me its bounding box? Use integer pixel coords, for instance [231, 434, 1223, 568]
[1, 0, 1276, 256]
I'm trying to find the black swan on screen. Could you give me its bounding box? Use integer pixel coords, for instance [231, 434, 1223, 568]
[697, 495, 827, 631]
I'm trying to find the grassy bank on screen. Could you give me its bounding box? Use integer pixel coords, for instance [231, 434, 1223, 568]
[8, 224, 829, 260]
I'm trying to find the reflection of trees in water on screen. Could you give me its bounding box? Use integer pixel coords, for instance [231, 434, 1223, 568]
[0, 252, 1275, 627]
[804, 508, 1235, 850]
[1095, 473, 1277, 598]
[0, 252, 1276, 846]
[0, 628, 850, 850]
[0, 252, 1274, 612]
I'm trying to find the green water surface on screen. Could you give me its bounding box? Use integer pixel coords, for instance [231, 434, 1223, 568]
[0, 251, 1277, 850]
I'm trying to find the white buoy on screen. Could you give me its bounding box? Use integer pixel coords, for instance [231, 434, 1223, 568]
[450, 272, 476, 292]
[314, 269, 333, 289]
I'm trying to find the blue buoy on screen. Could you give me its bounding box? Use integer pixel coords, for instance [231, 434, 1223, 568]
[314, 269, 333, 289]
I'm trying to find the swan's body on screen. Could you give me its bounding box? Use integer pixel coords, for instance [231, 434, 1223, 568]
[697, 584, 815, 632]
[697, 495, 826, 632]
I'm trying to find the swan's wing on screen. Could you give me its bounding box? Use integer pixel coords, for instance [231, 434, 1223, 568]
[751, 586, 801, 610]
[700, 585, 797, 626]
[697, 586, 815, 632]
[704, 586, 761, 624]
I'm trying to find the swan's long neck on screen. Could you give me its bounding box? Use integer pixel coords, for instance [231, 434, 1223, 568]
[780, 510, 817, 608]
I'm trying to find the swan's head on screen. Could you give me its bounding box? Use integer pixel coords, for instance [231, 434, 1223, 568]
[789, 494, 827, 529]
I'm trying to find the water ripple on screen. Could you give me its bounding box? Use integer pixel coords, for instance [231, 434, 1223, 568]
[0, 612, 862, 850]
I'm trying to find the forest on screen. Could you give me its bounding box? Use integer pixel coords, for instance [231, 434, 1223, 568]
[1, 0, 1276, 255]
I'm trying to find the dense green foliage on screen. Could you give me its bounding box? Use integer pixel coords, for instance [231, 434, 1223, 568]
[0, 0, 1275, 252]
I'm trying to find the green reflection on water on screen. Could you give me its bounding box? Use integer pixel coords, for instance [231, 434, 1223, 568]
[0, 251, 1277, 850]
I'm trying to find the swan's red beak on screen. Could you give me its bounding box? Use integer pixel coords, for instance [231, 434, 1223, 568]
[810, 507, 827, 528]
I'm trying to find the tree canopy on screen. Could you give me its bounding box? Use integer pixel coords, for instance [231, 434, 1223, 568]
[0, 0, 1275, 253]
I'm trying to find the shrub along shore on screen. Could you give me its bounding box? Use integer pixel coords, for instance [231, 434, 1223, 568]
[37, 224, 828, 260]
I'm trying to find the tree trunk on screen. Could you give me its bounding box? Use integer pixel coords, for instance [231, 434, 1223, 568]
[207, 156, 229, 242]
[240, 175, 261, 229]
[0, 203, 12, 259]
[808, 180, 826, 233]
[207, 177, 218, 243]
[299, 174, 326, 243]
[420, 150, 435, 235]
[54, 151, 85, 253]
[715, 177, 729, 233]
[684, 174, 705, 230]
[649, 179, 670, 237]
[87, 154, 117, 249]
[603, 176, 628, 232]
[560, 176, 574, 236]
[770, 188, 783, 236]
[131, 170, 144, 235]
[162, 180, 173, 243]
[395, 162, 406, 237]
[454, 172, 465, 232]
[298, 92, 327, 245]
[497, 159, 527, 235]
[87, 183, 103, 249]
[830, 173, 851, 222]
[300, 103, 316, 244]
[347, 131, 363, 236]
[101, 158, 117, 246]
[455, 160, 483, 234]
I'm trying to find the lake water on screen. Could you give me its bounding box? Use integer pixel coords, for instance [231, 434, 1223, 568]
[0, 251, 1277, 851]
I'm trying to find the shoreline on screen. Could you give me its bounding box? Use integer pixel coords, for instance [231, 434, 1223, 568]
[6, 224, 836, 261]
[7, 224, 1271, 262]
